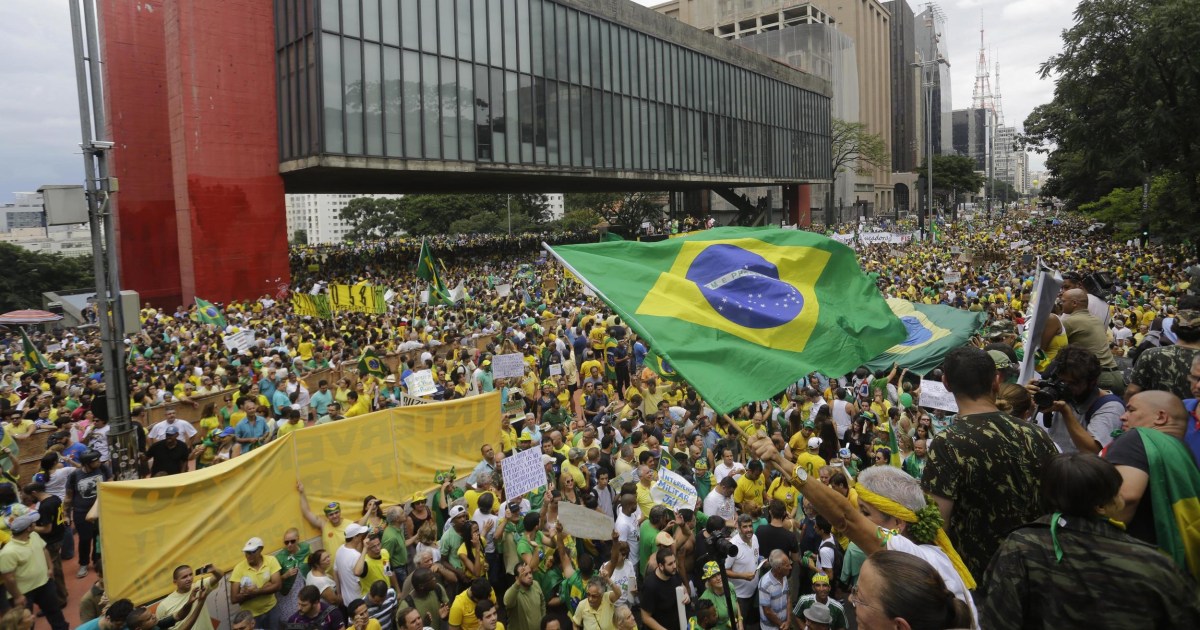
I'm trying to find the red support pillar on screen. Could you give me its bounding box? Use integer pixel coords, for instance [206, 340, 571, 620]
[782, 184, 813, 227]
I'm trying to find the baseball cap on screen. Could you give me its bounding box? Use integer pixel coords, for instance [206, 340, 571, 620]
[655, 531, 674, 546]
[165, 425, 180, 436]
[541, 454, 556, 466]
[987, 349, 1013, 370]
[220, 427, 236, 437]
[804, 603, 833, 625]
[448, 505, 468, 520]
[568, 447, 584, 461]
[344, 523, 370, 538]
[519, 429, 534, 442]
[807, 437, 823, 450]
[242, 537, 265, 552]
[8, 512, 40, 534]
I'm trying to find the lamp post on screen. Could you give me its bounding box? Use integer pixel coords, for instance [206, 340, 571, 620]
[913, 49, 949, 241]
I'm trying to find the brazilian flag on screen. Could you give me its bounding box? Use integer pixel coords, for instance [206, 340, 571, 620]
[645, 348, 682, 383]
[930, 222, 943, 243]
[864, 298, 987, 375]
[358, 350, 388, 379]
[416, 237, 453, 306]
[548, 227, 906, 414]
[20, 328, 50, 373]
[194, 297, 227, 328]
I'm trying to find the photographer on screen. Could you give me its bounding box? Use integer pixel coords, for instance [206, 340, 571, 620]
[1027, 346, 1125, 455]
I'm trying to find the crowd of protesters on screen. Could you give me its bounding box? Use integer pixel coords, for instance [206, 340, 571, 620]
[1, 209, 1199, 630]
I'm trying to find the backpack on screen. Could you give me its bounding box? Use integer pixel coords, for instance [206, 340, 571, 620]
[1081, 394, 1124, 429]
[819, 539, 847, 597]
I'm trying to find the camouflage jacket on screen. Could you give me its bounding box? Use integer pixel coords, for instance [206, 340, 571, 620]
[1130, 345, 1200, 401]
[920, 411, 1058, 580]
[978, 514, 1200, 629]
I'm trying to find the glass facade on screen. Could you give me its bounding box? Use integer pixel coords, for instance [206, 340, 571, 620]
[276, 0, 830, 181]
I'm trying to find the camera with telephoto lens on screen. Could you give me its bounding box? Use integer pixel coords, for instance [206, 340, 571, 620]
[1033, 379, 1068, 410]
[710, 530, 738, 558]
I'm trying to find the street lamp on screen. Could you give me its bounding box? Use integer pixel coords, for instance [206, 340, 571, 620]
[913, 48, 949, 241]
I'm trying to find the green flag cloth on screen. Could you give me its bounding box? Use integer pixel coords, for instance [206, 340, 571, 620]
[358, 350, 389, 379]
[601, 231, 625, 242]
[548, 227, 906, 414]
[194, 297, 227, 328]
[416, 237, 453, 305]
[20, 328, 50, 372]
[645, 348, 682, 383]
[930, 222, 943, 243]
[1137, 428, 1200, 578]
[864, 298, 988, 375]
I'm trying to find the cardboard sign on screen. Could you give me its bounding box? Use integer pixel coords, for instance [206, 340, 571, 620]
[492, 352, 526, 380]
[557, 501, 615, 540]
[404, 370, 438, 397]
[549, 364, 563, 376]
[943, 271, 962, 284]
[918, 380, 959, 413]
[496, 283, 512, 298]
[650, 468, 698, 511]
[223, 330, 256, 353]
[501, 446, 548, 499]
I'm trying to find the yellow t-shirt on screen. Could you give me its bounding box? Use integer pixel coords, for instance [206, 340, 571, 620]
[794, 452, 827, 478]
[448, 589, 497, 630]
[636, 483, 655, 516]
[345, 398, 371, 418]
[361, 549, 391, 596]
[277, 420, 304, 438]
[198, 416, 221, 437]
[230, 555, 282, 616]
[733, 473, 765, 508]
[298, 341, 315, 361]
[766, 476, 800, 516]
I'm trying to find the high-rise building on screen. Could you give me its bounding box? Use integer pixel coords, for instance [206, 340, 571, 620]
[284, 194, 403, 245]
[914, 5, 952, 156]
[952, 108, 988, 171]
[883, 0, 917, 174]
[545, 194, 565, 221]
[654, 0, 894, 214]
[0, 192, 47, 232]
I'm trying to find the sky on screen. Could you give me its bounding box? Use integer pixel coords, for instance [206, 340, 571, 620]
[0, 0, 1074, 204]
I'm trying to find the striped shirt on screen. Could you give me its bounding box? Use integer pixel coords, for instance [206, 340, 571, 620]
[367, 588, 398, 630]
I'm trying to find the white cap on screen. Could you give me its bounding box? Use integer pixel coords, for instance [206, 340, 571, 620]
[242, 537, 265, 552]
[807, 437, 823, 450]
[448, 505, 468, 520]
[344, 523, 370, 538]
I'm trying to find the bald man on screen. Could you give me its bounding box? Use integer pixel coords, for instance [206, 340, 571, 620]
[1061, 288, 1125, 395]
[1104, 391, 1200, 553]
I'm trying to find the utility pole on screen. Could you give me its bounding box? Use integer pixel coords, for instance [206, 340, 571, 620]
[506, 194, 512, 236]
[69, 0, 137, 479]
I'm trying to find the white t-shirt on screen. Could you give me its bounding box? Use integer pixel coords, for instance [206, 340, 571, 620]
[148, 419, 198, 441]
[714, 462, 743, 485]
[615, 507, 642, 550]
[306, 572, 338, 601]
[473, 510, 500, 553]
[43, 467, 75, 501]
[831, 400, 853, 436]
[725, 534, 760, 598]
[703, 489, 736, 524]
[884, 532, 979, 627]
[334, 544, 363, 606]
[601, 559, 638, 607]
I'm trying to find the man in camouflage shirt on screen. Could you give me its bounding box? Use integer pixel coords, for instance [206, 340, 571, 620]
[1126, 303, 1200, 401]
[921, 347, 1058, 582]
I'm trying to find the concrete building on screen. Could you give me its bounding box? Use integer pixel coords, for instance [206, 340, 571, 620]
[284, 193, 403, 245]
[545, 194, 565, 220]
[0, 192, 94, 257]
[882, 0, 917, 174]
[1, 192, 47, 232]
[653, 0, 894, 214]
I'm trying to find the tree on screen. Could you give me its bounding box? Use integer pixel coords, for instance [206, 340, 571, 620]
[828, 119, 889, 215]
[0, 243, 94, 313]
[291, 229, 308, 245]
[1024, 0, 1200, 243]
[985, 178, 1020, 204]
[916, 155, 985, 213]
[339, 197, 408, 240]
[563, 193, 663, 232]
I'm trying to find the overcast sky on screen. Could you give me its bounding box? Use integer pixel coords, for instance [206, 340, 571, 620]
[0, 0, 1072, 204]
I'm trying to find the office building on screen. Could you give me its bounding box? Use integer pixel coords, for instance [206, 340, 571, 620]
[882, 0, 917, 174]
[952, 108, 988, 171]
[914, 5, 952, 156]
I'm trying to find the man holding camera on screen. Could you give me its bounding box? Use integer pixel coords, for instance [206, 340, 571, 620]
[1031, 346, 1126, 455]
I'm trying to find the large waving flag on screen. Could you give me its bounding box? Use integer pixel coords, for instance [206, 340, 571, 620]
[547, 227, 906, 413]
[194, 297, 227, 329]
[1137, 427, 1200, 578]
[644, 348, 682, 383]
[864, 298, 987, 375]
[416, 237, 453, 306]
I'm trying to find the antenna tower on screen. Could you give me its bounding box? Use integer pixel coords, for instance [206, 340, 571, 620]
[971, 21, 993, 113]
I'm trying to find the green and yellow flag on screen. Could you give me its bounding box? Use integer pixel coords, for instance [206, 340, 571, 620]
[416, 238, 453, 306]
[864, 298, 988, 375]
[549, 227, 906, 413]
[645, 348, 682, 383]
[930, 222, 943, 243]
[20, 328, 50, 373]
[194, 297, 227, 329]
[1137, 428, 1200, 578]
[358, 350, 388, 379]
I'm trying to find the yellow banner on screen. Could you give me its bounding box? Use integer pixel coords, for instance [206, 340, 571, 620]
[291, 293, 332, 319]
[329, 283, 386, 314]
[99, 393, 501, 604]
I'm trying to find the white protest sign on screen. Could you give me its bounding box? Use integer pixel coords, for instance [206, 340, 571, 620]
[404, 370, 438, 397]
[45, 343, 62, 354]
[496, 283, 512, 298]
[651, 467, 698, 510]
[492, 352, 526, 379]
[223, 330, 256, 353]
[549, 363, 563, 376]
[557, 501, 615, 540]
[943, 271, 961, 284]
[918, 380, 959, 413]
[384, 289, 396, 303]
[450, 281, 467, 303]
[501, 446, 548, 499]
[419, 289, 430, 303]
[582, 286, 596, 297]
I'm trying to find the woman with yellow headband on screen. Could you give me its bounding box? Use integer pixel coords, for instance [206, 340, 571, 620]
[746, 435, 978, 628]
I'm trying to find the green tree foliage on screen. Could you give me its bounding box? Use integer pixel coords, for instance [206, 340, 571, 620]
[831, 119, 890, 181]
[916, 155, 985, 209]
[985, 178, 1020, 203]
[291, 229, 308, 245]
[0, 243, 94, 312]
[1023, 0, 1200, 243]
[339, 194, 552, 238]
[563, 193, 663, 231]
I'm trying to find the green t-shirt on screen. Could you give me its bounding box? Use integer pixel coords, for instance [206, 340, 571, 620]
[637, 520, 660, 576]
[840, 542, 867, 588]
[382, 524, 409, 568]
[698, 588, 739, 630]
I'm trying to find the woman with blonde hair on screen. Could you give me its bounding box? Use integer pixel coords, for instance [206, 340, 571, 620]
[995, 383, 1034, 420]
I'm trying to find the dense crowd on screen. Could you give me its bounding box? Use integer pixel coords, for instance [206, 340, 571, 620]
[1, 208, 1199, 630]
